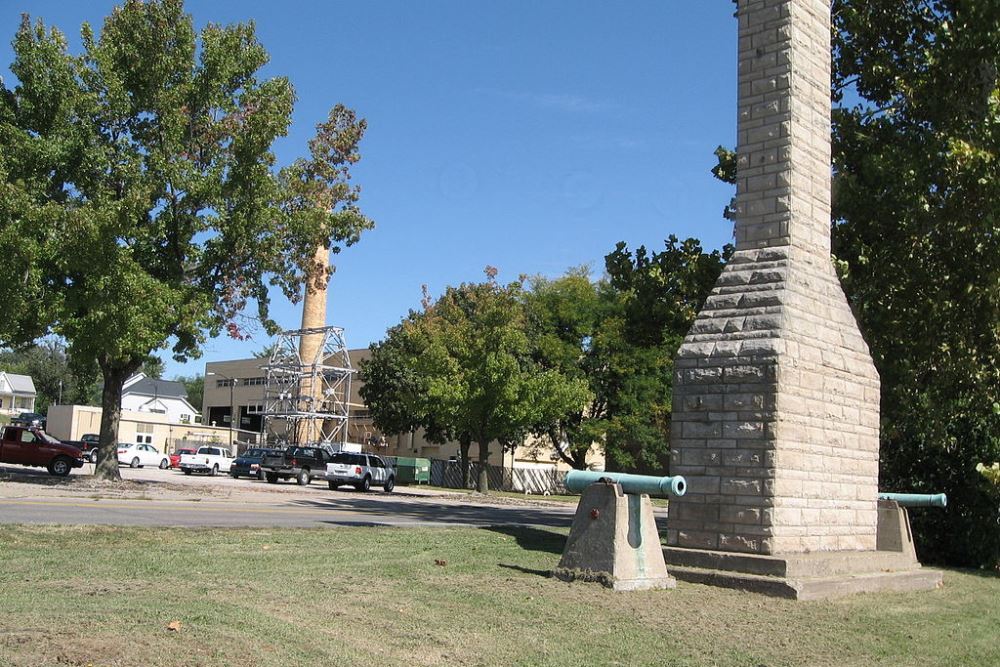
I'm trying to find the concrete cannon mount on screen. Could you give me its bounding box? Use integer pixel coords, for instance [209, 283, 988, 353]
[554, 482, 676, 592]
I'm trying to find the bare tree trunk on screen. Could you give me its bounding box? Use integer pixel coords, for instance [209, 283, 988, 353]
[459, 437, 471, 489]
[94, 360, 136, 481]
[476, 439, 489, 494]
[297, 244, 330, 445]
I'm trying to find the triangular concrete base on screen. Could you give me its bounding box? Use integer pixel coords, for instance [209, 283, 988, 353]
[554, 482, 677, 592]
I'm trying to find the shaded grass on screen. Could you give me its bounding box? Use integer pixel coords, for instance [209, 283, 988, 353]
[0, 524, 996, 667]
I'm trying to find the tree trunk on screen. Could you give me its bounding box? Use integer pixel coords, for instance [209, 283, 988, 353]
[550, 428, 586, 470]
[476, 439, 489, 494]
[94, 359, 138, 481]
[459, 437, 471, 489]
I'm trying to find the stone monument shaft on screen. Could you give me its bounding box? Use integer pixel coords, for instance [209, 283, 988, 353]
[666, 0, 881, 555]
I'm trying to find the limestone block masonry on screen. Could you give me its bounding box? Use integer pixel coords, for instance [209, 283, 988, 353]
[665, 0, 881, 555]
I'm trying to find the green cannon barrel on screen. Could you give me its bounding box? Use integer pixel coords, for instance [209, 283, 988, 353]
[878, 492, 948, 508]
[565, 470, 687, 497]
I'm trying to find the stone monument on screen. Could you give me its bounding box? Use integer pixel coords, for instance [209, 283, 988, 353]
[662, 0, 941, 599]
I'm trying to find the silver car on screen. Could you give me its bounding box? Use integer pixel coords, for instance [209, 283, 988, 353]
[325, 452, 395, 492]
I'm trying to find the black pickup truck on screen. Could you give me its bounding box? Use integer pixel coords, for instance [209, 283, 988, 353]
[260, 445, 334, 486]
[63, 433, 100, 463]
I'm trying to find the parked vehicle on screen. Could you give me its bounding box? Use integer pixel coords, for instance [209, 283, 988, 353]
[260, 446, 335, 486]
[326, 452, 395, 492]
[0, 425, 86, 476]
[64, 433, 100, 463]
[117, 443, 170, 469]
[169, 447, 197, 469]
[11, 412, 46, 429]
[230, 448, 283, 480]
[179, 445, 234, 476]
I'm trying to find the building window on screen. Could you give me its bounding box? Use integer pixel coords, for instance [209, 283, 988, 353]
[136, 423, 154, 445]
[245, 377, 267, 386]
[180, 414, 191, 424]
[245, 403, 265, 414]
[215, 379, 236, 388]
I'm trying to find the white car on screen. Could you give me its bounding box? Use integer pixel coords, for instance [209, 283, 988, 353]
[117, 443, 170, 469]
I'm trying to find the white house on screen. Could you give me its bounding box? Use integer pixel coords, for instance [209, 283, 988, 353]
[0, 372, 37, 416]
[121, 373, 200, 432]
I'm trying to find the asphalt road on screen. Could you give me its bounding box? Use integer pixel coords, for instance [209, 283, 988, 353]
[0, 464, 581, 529]
[0, 494, 578, 529]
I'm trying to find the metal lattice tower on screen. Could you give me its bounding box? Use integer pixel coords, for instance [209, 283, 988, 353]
[260, 326, 354, 447]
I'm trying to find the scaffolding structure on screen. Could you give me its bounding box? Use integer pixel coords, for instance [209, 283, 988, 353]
[260, 325, 355, 447]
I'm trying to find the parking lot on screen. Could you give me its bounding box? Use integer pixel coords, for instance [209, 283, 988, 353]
[0, 462, 582, 529]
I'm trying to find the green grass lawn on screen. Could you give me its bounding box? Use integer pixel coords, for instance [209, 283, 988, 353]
[0, 525, 996, 667]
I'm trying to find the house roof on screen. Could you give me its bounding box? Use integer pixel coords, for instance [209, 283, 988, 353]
[123, 376, 189, 400]
[0, 372, 36, 395]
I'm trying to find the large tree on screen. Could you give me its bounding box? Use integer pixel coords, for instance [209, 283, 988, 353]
[0, 0, 372, 480]
[522, 269, 619, 469]
[0, 339, 101, 412]
[601, 236, 730, 473]
[831, 0, 1000, 568]
[421, 277, 589, 492]
[362, 274, 590, 493]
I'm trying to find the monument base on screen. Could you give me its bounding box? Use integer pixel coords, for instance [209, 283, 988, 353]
[662, 547, 942, 600]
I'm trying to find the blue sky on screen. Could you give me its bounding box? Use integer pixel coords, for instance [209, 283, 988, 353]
[4, 1, 738, 379]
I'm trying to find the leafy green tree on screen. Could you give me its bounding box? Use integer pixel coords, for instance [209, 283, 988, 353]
[523, 269, 618, 469]
[602, 237, 731, 472]
[359, 311, 473, 482]
[139, 357, 165, 380]
[363, 274, 590, 493]
[831, 0, 1000, 568]
[174, 374, 204, 414]
[978, 462, 1000, 486]
[0, 339, 101, 412]
[423, 277, 590, 492]
[0, 1, 372, 480]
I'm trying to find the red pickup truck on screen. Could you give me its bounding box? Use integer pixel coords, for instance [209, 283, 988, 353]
[0, 425, 87, 476]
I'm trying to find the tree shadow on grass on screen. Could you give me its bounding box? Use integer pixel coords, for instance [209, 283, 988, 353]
[483, 525, 565, 555]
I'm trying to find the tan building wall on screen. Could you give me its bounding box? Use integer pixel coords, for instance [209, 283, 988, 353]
[379, 429, 604, 471]
[46, 404, 236, 453]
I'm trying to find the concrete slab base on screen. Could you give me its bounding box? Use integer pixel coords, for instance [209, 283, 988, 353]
[663, 546, 943, 600]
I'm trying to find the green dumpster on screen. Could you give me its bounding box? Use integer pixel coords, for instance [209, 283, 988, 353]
[394, 456, 430, 485]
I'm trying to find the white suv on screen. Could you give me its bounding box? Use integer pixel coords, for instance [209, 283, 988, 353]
[326, 452, 395, 492]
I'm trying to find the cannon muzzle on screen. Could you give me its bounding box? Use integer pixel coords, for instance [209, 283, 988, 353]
[565, 470, 687, 497]
[878, 492, 947, 508]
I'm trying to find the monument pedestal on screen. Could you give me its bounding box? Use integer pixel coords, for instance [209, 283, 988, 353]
[664, 500, 942, 600]
[663, 547, 942, 601]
